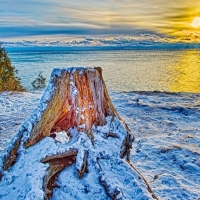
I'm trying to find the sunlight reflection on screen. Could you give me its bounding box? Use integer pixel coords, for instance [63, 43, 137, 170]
[170, 50, 200, 93]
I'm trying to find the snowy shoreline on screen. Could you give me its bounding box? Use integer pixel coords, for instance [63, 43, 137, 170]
[0, 90, 200, 199]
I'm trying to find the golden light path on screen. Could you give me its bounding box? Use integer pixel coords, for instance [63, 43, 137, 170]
[170, 50, 200, 93]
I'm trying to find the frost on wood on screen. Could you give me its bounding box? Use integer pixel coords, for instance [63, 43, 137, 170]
[0, 67, 157, 200]
[25, 67, 111, 148]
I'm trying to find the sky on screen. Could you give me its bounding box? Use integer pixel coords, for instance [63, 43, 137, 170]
[1, 0, 200, 49]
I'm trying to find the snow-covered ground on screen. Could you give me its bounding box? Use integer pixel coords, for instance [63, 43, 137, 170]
[112, 91, 200, 200]
[0, 90, 200, 200]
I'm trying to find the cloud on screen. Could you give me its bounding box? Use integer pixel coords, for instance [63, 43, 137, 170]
[1, 0, 200, 41]
[2, 33, 200, 50]
[0, 24, 157, 38]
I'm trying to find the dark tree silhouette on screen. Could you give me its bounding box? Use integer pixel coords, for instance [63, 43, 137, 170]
[31, 72, 46, 89]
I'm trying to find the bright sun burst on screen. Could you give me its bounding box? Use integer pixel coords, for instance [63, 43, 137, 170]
[191, 17, 200, 28]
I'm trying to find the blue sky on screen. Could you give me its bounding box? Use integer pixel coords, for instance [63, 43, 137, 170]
[1, 0, 200, 48]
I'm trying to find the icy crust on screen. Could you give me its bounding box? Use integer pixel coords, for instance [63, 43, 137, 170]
[0, 116, 152, 200]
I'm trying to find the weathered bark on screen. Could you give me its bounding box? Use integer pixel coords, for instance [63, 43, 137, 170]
[0, 67, 158, 200]
[25, 67, 112, 148]
[41, 150, 77, 199]
[3, 135, 22, 171]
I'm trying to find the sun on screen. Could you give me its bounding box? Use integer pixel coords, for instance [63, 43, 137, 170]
[191, 17, 200, 28]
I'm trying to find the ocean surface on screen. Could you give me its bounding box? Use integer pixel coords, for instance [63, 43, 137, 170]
[8, 49, 200, 93]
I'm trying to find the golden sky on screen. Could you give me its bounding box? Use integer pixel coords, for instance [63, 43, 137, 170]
[1, 0, 200, 45]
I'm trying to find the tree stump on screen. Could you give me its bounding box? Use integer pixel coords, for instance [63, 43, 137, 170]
[0, 67, 158, 200]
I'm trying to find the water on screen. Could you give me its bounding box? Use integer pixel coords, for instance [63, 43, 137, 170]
[8, 49, 200, 93]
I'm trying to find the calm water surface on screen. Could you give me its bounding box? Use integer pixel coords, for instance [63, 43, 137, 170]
[8, 50, 200, 93]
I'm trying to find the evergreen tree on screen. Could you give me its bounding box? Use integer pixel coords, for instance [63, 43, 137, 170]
[0, 43, 24, 92]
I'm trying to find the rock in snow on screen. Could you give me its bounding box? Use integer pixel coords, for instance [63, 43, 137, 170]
[0, 67, 157, 200]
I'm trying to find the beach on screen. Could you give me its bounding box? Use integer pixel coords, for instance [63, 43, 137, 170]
[0, 89, 199, 199]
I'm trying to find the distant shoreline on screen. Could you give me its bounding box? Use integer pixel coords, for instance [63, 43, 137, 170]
[5, 44, 200, 51]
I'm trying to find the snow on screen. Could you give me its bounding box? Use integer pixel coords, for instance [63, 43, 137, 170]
[0, 90, 200, 199]
[0, 114, 152, 199]
[70, 77, 78, 104]
[111, 91, 200, 200]
[53, 131, 70, 144]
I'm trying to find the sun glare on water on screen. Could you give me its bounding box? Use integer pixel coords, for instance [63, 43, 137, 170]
[191, 17, 200, 28]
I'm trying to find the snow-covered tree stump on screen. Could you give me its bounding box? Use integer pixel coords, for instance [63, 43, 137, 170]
[0, 67, 158, 200]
